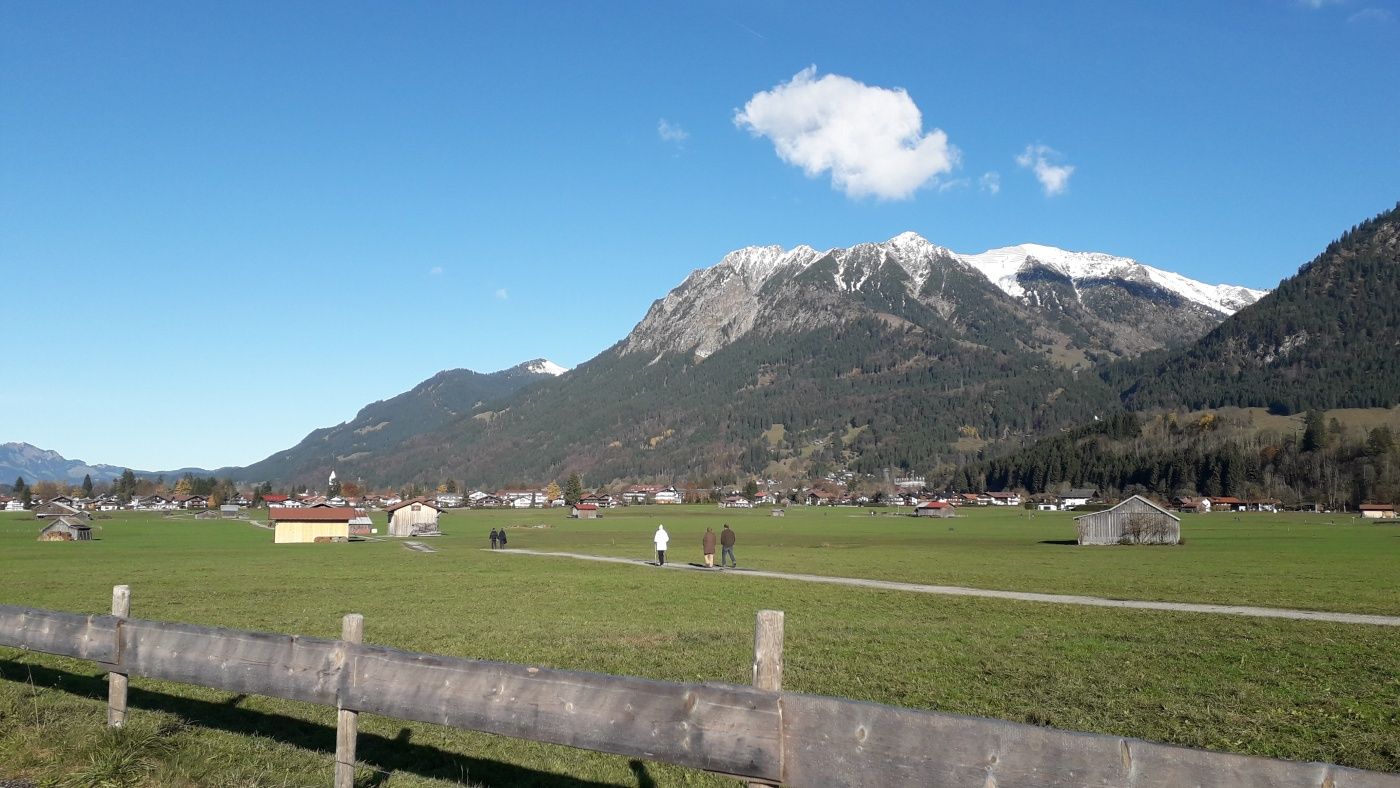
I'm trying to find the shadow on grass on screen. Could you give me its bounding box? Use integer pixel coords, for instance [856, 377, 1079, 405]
[0, 658, 638, 788]
[1037, 539, 1080, 546]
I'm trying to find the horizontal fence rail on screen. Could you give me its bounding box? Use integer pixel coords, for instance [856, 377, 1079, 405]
[1, 596, 1397, 787]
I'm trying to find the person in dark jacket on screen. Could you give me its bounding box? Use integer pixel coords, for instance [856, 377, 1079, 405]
[489, 528, 499, 549]
[497, 528, 508, 548]
[702, 527, 717, 567]
[720, 524, 736, 567]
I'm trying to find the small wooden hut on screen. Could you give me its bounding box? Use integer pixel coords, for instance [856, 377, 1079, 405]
[914, 501, 954, 518]
[386, 498, 442, 537]
[38, 516, 93, 542]
[1075, 495, 1180, 545]
[570, 503, 599, 519]
[269, 506, 355, 544]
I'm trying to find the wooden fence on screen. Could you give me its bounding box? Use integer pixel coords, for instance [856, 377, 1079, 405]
[1, 586, 1396, 787]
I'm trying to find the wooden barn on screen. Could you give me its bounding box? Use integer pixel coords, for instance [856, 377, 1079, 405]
[386, 498, 442, 537]
[34, 501, 86, 520]
[915, 501, 954, 518]
[38, 516, 93, 541]
[570, 503, 600, 519]
[1359, 503, 1397, 519]
[1075, 495, 1180, 545]
[269, 506, 355, 544]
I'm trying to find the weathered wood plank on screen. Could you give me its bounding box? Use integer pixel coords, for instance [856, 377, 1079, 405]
[750, 610, 784, 788]
[118, 620, 342, 706]
[779, 694, 1400, 787]
[342, 644, 784, 781]
[108, 585, 130, 727]
[334, 613, 363, 788]
[0, 605, 119, 663]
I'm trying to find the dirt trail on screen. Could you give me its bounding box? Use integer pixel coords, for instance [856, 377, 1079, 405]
[489, 548, 1400, 627]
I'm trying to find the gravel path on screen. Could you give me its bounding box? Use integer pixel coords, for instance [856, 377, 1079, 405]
[488, 548, 1400, 627]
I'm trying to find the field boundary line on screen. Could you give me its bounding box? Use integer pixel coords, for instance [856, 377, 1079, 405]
[489, 549, 1400, 627]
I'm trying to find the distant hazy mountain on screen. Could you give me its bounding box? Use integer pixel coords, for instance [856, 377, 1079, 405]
[233, 359, 568, 484]
[0, 442, 130, 485]
[298, 233, 1263, 487]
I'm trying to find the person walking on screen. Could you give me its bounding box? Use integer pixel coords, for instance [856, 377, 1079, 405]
[702, 527, 717, 568]
[497, 528, 508, 548]
[720, 523, 736, 568]
[653, 524, 669, 565]
[489, 528, 499, 549]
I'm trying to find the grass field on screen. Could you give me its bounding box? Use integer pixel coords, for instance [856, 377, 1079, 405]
[1, 506, 1397, 786]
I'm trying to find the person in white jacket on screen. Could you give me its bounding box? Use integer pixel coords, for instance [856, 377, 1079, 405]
[653, 525, 670, 565]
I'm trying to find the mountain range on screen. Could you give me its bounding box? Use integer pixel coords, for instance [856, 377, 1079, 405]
[11, 203, 1398, 493]
[223, 231, 1277, 488]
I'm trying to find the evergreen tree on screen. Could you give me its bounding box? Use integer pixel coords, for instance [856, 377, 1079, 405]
[564, 472, 584, 505]
[81, 474, 93, 497]
[743, 479, 760, 500]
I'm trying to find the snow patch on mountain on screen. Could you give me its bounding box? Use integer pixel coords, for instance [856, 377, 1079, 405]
[523, 359, 568, 376]
[957, 243, 1267, 315]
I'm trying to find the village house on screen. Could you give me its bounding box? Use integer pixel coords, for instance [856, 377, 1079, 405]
[497, 489, 544, 508]
[435, 492, 464, 508]
[805, 489, 836, 506]
[1056, 488, 1099, 510]
[48, 494, 76, 508]
[38, 515, 93, 542]
[387, 498, 442, 537]
[1206, 496, 1246, 512]
[580, 492, 618, 508]
[1075, 495, 1181, 545]
[720, 495, 754, 509]
[131, 494, 174, 511]
[473, 494, 506, 508]
[1359, 503, 1397, 519]
[570, 503, 600, 519]
[986, 491, 1022, 507]
[269, 506, 355, 544]
[173, 494, 209, 510]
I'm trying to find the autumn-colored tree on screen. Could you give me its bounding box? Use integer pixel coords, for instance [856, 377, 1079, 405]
[174, 476, 193, 495]
[32, 480, 62, 501]
[340, 481, 362, 499]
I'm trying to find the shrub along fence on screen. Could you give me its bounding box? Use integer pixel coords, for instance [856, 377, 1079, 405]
[0, 586, 1396, 788]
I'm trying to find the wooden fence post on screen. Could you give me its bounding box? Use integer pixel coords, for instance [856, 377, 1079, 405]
[107, 584, 130, 727]
[334, 613, 364, 788]
[750, 609, 784, 787]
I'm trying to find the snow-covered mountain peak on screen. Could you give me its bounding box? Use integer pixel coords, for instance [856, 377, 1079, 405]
[523, 359, 568, 376]
[957, 244, 1266, 315]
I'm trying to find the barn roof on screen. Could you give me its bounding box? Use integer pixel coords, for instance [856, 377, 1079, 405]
[1359, 503, 1396, 511]
[917, 501, 951, 509]
[268, 507, 357, 522]
[1074, 495, 1179, 521]
[385, 497, 442, 513]
[573, 503, 599, 510]
[42, 516, 92, 531]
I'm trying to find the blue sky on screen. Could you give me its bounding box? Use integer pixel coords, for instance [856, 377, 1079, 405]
[2, 1, 1397, 471]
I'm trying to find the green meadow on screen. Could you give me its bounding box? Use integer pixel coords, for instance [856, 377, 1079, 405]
[1, 506, 1397, 786]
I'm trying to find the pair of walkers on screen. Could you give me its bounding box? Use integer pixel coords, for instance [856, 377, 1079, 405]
[705, 523, 739, 568]
[488, 528, 508, 549]
[652, 524, 735, 567]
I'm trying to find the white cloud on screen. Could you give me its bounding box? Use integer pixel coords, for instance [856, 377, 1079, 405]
[657, 119, 689, 144]
[979, 172, 1001, 195]
[1016, 144, 1075, 196]
[494, 288, 508, 300]
[1297, 0, 1342, 8]
[429, 266, 444, 276]
[1349, 7, 1394, 22]
[734, 66, 959, 200]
